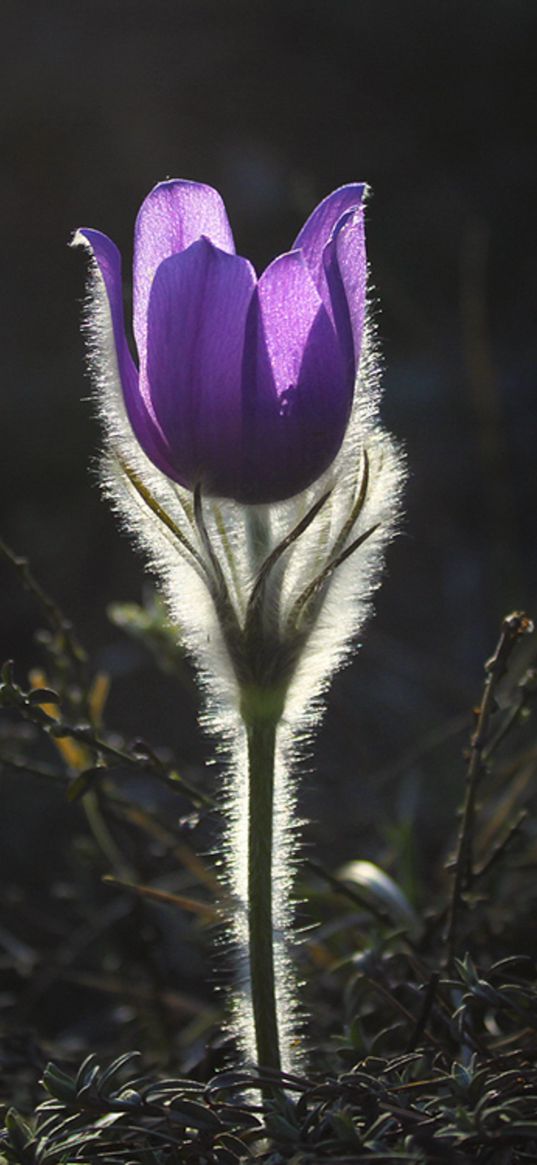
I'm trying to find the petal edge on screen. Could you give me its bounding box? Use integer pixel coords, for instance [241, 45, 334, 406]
[133, 180, 236, 363]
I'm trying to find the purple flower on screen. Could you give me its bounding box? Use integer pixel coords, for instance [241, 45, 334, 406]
[78, 180, 366, 504]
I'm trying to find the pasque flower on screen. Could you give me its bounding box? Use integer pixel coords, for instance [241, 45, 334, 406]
[75, 179, 404, 1082]
[76, 180, 366, 504]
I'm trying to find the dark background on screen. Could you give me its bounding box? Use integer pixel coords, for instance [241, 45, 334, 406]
[1, 0, 536, 958]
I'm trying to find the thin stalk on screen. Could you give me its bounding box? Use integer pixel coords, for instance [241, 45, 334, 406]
[83, 788, 134, 881]
[444, 610, 533, 965]
[245, 714, 282, 1077]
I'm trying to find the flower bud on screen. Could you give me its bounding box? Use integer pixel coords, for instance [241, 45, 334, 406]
[76, 180, 367, 504]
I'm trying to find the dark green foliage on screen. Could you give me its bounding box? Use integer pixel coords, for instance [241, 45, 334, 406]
[3, 975, 537, 1164]
[1, 544, 537, 1160]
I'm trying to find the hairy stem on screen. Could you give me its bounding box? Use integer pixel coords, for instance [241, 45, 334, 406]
[246, 714, 282, 1075]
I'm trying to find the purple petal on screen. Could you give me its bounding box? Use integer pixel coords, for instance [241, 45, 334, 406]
[292, 183, 365, 301]
[240, 251, 351, 503]
[143, 238, 256, 493]
[323, 206, 367, 376]
[134, 180, 236, 364]
[76, 227, 179, 478]
[77, 228, 137, 391]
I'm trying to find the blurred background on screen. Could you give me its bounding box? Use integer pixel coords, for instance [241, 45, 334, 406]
[1, 0, 536, 1072]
